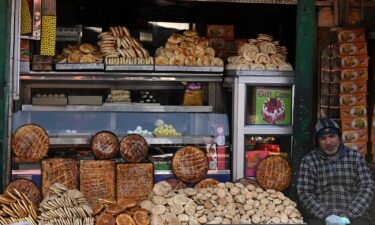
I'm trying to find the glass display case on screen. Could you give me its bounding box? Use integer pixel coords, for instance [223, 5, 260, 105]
[225, 70, 295, 179]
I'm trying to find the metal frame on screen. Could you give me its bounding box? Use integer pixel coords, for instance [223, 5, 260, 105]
[231, 73, 295, 180]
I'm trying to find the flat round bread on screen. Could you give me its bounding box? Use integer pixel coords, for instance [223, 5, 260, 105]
[105, 203, 125, 215]
[116, 213, 135, 225]
[165, 178, 187, 191]
[96, 212, 116, 225]
[133, 209, 150, 225]
[120, 134, 148, 162]
[234, 177, 260, 188]
[11, 124, 49, 162]
[5, 178, 41, 206]
[172, 146, 209, 183]
[91, 131, 119, 159]
[256, 156, 291, 191]
[194, 178, 219, 189]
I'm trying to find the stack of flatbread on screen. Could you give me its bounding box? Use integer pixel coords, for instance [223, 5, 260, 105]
[226, 34, 293, 71]
[98, 26, 153, 65]
[155, 30, 224, 67]
[38, 183, 94, 225]
[55, 43, 103, 64]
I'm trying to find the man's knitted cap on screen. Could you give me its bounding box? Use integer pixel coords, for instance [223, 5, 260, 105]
[315, 118, 340, 138]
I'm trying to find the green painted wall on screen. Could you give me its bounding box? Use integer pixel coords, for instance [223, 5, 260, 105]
[291, 0, 316, 199]
[0, 0, 9, 191]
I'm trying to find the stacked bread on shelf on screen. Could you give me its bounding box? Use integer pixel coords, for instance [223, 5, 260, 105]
[155, 30, 224, 67]
[55, 43, 103, 64]
[226, 34, 293, 71]
[98, 26, 153, 65]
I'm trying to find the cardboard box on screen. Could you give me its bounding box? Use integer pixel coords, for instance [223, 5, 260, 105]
[339, 42, 367, 56]
[318, 7, 334, 27]
[234, 39, 248, 50]
[340, 81, 367, 94]
[342, 130, 368, 143]
[344, 142, 367, 154]
[340, 106, 367, 119]
[207, 25, 234, 38]
[252, 87, 292, 125]
[340, 55, 369, 68]
[339, 93, 366, 106]
[337, 29, 366, 43]
[342, 117, 368, 131]
[208, 38, 226, 50]
[341, 68, 368, 81]
[245, 151, 269, 177]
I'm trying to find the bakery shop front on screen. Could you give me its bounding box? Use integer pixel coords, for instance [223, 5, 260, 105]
[0, 0, 316, 224]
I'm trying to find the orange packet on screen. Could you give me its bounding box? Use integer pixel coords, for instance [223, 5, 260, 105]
[337, 29, 366, 43]
[207, 25, 234, 38]
[341, 117, 368, 131]
[340, 81, 367, 94]
[340, 106, 367, 119]
[340, 55, 369, 68]
[339, 42, 367, 56]
[341, 68, 368, 81]
[339, 93, 366, 106]
[344, 142, 367, 154]
[342, 130, 368, 143]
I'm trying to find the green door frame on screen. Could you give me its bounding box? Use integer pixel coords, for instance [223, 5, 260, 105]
[0, 0, 11, 192]
[291, 0, 316, 199]
[0, 0, 315, 193]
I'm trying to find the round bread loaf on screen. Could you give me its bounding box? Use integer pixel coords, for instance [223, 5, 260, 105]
[120, 134, 148, 162]
[164, 178, 187, 191]
[11, 124, 49, 162]
[194, 178, 219, 189]
[5, 178, 41, 206]
[91, 131, 119, 159]
[172, 146, 208, 183]
[256, 156, 291, 191]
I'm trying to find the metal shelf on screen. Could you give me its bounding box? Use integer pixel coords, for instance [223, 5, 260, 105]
[182, 0, 297, 4]
[20, 71, 223, 82]
[154, 170, 231, 175]
[225, 70, 295, 77]
[22, 104, 213, 113]
[224, 70, 295, 85]
[315, 1, 333, 6]
[49, 136, 215, 146]
[12, 169, 230, 175]
[244, 125, 293, 135]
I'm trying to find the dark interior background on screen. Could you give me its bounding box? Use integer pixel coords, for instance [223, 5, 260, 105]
[56, 0, 297, 65]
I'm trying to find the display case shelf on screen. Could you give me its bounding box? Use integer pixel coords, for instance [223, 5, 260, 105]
[20, 71, 223, 82]
[12, 169, 230, 176]
[49, 136, 215, 146]
[22, 104, 213, 113]
[244, 125, 293, 135]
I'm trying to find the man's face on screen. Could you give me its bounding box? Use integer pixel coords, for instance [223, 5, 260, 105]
[318, 133, 340, 155]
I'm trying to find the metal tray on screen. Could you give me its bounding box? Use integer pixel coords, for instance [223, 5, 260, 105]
[32, 97, 67, 105]
[68, 96, 102, 105]
[56, 63, 105, 71]
[225, 69, 295, 76]
[155, 65, 224, 72]
[105, 64, 154, 71]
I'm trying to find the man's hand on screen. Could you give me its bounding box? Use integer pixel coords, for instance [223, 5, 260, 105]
[325, 215, 351, 225]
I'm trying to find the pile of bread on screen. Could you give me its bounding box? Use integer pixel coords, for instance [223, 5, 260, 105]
[98, 26, 153, 65]
[155, 30, 224, 67]
[226, 34, 293, 71]
[55, 43, 103, 64]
